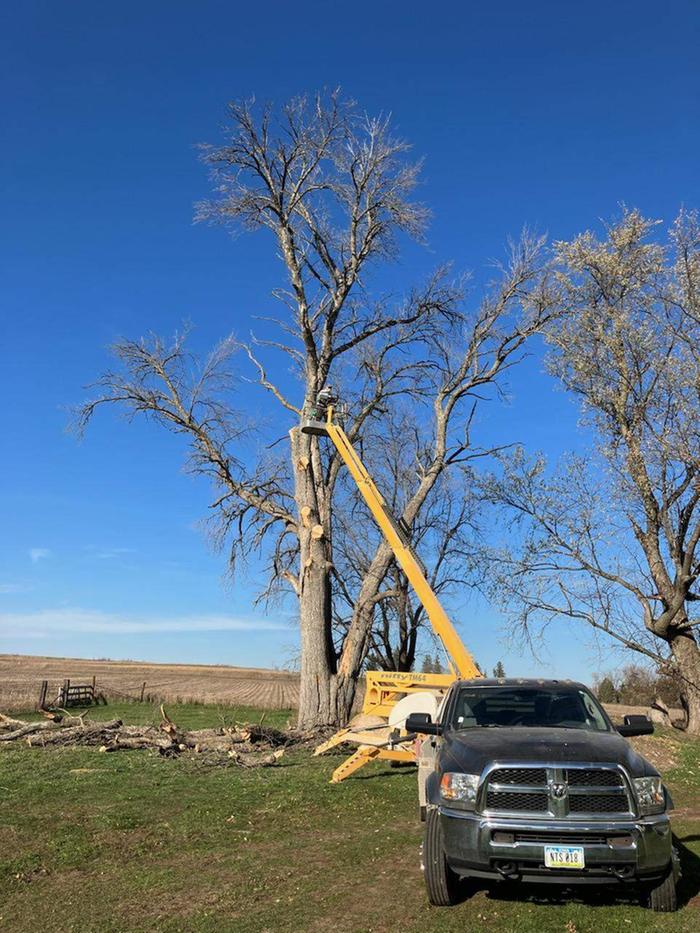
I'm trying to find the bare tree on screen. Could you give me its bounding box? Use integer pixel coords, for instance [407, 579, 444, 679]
[79, 92, 556, 728]
[484, 208, 700, 733]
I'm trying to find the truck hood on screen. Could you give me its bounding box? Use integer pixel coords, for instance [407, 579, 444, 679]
[440, 726, 657, 779]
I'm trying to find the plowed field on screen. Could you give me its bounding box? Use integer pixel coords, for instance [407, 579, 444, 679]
[0, 654, 299, 711]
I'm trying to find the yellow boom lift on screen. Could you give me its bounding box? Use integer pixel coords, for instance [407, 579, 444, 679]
[303, 390, 481, 781]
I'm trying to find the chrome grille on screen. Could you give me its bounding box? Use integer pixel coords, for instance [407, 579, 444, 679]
[569, 793, 630, 814]
[510, 831, 611, 845]
[490, 767, 547, 785]
[566, 769, 622, 787]
[486, 791, 548, 812]
[482, 764, 632, 817]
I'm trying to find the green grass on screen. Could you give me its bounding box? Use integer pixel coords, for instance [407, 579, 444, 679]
[19, 700, 295, 730]
[1, 704, 699, 932]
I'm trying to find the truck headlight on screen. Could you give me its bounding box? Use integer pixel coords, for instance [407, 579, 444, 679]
[633, 776, 665, 815]
[440, 772, 479, 806]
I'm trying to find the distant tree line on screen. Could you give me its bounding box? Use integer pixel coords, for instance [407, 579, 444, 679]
[417, 655, 506, 677]
[420, 653, 446, 674]
[593, 664, 682, 708]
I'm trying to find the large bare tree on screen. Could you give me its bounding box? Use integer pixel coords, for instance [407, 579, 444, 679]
[484, 208, 700, 733]
[79, 93, 556, 728]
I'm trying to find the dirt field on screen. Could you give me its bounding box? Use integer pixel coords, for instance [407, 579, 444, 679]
[0, 654, 300, 711]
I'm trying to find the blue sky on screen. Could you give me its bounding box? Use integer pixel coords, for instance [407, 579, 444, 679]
[1, 1, 699, 678]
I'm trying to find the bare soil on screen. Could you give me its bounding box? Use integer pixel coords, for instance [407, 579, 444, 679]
[603, 701, 685, 723]
[630, 732, 682, 771]
[0, 653, 299, 711]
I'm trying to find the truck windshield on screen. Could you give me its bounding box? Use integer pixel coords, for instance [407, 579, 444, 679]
[450, 686, 610, 732]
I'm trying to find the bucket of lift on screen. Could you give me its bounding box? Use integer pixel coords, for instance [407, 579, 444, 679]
[301, 387, 340, 436]
[301, 418, 329, 437]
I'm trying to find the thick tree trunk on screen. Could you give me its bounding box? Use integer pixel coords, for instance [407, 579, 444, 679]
[669, 629, 700, 735]
[332, 542, 395, 723]
[403, 610, 418, 671]
[331, 464, 447, 722]
[330, 674, 356, 725]
[297, 582, 336, 729]
[290, 426, 338, 729]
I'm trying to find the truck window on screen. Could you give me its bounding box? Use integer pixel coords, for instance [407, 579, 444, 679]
[451, 687, 610, 732]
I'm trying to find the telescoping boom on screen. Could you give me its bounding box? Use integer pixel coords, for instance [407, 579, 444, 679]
[304, 390, 481, 781]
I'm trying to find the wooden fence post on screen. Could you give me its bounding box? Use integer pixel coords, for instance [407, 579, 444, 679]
[140, 681, 146, 702]
[38, 680, 48, 710]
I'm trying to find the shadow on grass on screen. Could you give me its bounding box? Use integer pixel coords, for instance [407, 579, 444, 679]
[350, 766, 418, 781]
[676, 836, 700, 908]
[475, 882, 641, 910]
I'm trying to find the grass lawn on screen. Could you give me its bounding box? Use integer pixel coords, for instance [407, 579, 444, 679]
[1, 702, 699, 932]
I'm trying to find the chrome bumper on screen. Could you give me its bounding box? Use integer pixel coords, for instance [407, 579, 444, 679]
[439, 806, 673, 883]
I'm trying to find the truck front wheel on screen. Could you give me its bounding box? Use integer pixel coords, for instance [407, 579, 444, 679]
[423, 810, 461, 906]
[644, 868, 677, 912]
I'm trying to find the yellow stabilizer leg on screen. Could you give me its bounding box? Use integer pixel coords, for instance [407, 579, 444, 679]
[316, 728, 391, 754]
[314, 728, 351, 756]
[331, 746, 381, 782]
[330, 744, 415, 783]
[375, 748, 415, 764]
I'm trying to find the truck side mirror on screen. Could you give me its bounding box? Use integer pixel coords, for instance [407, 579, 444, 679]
[405, 712, 442, 736]
[617, 714, 654, 737]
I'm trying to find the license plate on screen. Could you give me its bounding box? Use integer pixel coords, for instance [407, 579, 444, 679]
[544, 845, 585, 869]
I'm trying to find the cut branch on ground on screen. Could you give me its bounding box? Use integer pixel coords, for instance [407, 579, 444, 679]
[0, 708, 315, 766]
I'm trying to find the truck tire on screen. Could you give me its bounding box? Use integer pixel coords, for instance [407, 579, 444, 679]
[645, 868, 677, 912]
[423, 810, 461, 906]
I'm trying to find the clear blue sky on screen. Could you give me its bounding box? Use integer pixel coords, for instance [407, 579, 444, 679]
[1, 1, 699, 678]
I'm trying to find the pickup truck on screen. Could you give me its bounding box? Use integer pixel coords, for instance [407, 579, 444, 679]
[406, 678, 679, 912]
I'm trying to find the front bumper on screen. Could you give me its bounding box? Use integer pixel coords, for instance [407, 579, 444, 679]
[439, 806, 674, 884]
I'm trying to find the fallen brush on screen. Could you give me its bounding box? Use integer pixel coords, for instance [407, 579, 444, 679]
[0, 707, 305, 766]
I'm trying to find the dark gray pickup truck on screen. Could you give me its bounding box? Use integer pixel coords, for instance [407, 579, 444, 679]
[406, 679, 679, 912]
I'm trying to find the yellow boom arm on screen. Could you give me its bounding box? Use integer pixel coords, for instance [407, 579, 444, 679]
[318, 405, 479, 679]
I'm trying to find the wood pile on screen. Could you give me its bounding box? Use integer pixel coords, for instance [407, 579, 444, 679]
[0, 707, 300, 767]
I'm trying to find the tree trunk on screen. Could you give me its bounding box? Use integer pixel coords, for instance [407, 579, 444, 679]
[331, 465, 448, 721]
[403, 609, 418, 672]
[669, 629, 700, 735]
[332, 543, 395, 723]
[290, 427, 337, 729]
[297, 585, 336, 729]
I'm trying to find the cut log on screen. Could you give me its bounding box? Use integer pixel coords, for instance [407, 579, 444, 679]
[0, 709, 291, 767]
[0, 713, 29, 731]
[227, 748, 286, 767]
[0, 721, 63, 742]
[102, 735, 173, 751]
[26, 720, 123, 747]
[159, 705, 186, 745]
